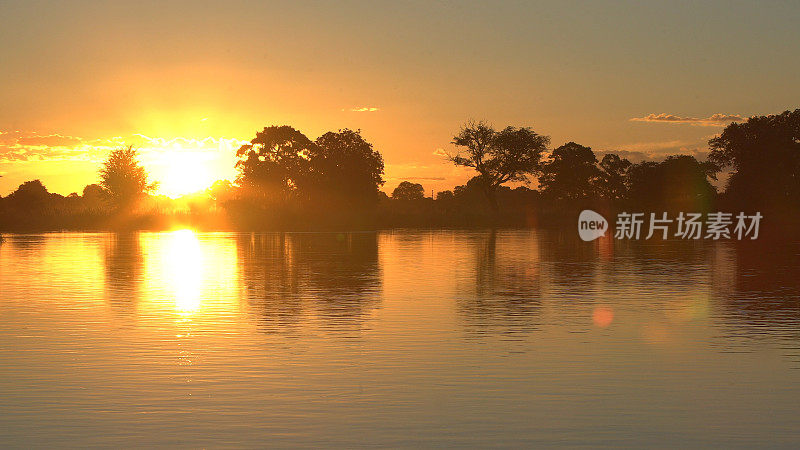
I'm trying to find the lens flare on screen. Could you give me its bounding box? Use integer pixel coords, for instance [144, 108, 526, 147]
[592, 306, 614, 328]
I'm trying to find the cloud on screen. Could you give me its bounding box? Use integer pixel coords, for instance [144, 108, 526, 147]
[0, 145, 91, 162]
[343, 107, 380, 112]
[594, 137, 715, 163]
[0, 130, 248, 164]
[616, 139, 693, 153]
[387, 176, 446, 181]
[131, 134, 249, 152]
[0, 131, 91, 162]
[432, 148, 448, 157]
[17, 134, 83, 147]
[595, 149, 708, 163]
[630, 113, 745, 126]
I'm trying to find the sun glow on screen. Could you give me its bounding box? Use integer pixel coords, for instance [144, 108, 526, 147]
[152, 150, 216, 198]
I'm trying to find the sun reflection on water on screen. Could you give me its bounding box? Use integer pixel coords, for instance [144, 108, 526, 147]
[140, 229, 240, 320]
[164, 229, 204, 313]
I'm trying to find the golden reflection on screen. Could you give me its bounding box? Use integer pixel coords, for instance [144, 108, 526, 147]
[163, 229, 204, 313]
[133, 231, 242, 372]
[140, 230, 240, 319]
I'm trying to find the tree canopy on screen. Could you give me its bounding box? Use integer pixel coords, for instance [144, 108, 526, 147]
[5, 180, 51, 209]
[235, 126, 385, 211]
[627, 155, 716, 210]
[235, 125, 314, 202]
[709, 109, 800, 210]
[449, 121, 549, 210]
[539, 142, 600, 200]
[307, 129, 385, 208]
[99, 146, 154, 208]
[392, 181, 425, 200]
[596, 153, 632, 200]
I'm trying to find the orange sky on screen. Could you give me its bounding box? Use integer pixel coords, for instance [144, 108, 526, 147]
[1, 1, 799, 197]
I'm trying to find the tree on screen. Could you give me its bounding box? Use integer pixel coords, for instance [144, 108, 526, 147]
[436, 190, 455, 202]
[233, 126, 384, 220]
[452, 177, 489, 202]
[392, 181, 425, 200]
[82, 183, 104, 198]
[709, 109, 800, 210]
[207, 179, 234, 203]
[625, 161, 658, 205]
[307, 129, 385, 208]
[235, 126, 314, 202]
[596, 153, 632, 200]
[99, 146, 154, 208]
[627, 155, 716, 210]
[80, 183, 106, 210]
[449, 121, 548, 211]
[539, 142, 600, 200]
[5, 179, 51, 209]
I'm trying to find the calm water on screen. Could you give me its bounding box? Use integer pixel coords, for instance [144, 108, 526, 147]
[1, 230, 800, 447]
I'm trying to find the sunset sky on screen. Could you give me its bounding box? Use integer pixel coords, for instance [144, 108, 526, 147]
[1, 0, 799, 197]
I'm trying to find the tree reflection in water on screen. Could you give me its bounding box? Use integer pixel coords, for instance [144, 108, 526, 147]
[103, 232, 143, 317]
[236, 232, 382, 334]
[457, 231, 543, 338]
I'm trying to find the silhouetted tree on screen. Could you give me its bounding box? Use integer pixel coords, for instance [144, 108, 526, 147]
[82, 183, 105, 203]
[307, 129, 385, 209]
[392, 181, 425, 200]
[99, 146, 154, 208]
[5, 180, 51, 209]
[709, 109, 800, 211]
[625, 161, 657, 205]
[627, 155, 716, 210]
[0, 180, 69, 230]
[436, 190, 455, 202]
[207, 179, 234, 202]
[539, 142, 599, 200]
[449, 121, 549, 211]
[235, 126, 313, 202]
[454, 177, 490, 203]
[596, 153, 632, 200]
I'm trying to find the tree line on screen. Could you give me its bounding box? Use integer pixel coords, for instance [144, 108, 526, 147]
[1, 109, 799, 231]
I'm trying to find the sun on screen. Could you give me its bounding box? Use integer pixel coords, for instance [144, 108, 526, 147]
[152, 150, 217, 198]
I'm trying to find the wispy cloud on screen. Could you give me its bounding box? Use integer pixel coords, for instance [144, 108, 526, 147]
[343, 107, 380, 112]
[0, 144, 95, 162]
[17, 134, 83, 147]
[596, 149, 709, 163]
[387, 176, 446, 181]
[132, 134, 249, 151]
[592, 137, 715, 163]
[630, 113, 745, 126]
[616, 139, 693, 153]
[0, 130, 248, 163]
[0, 131, 94, 162]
